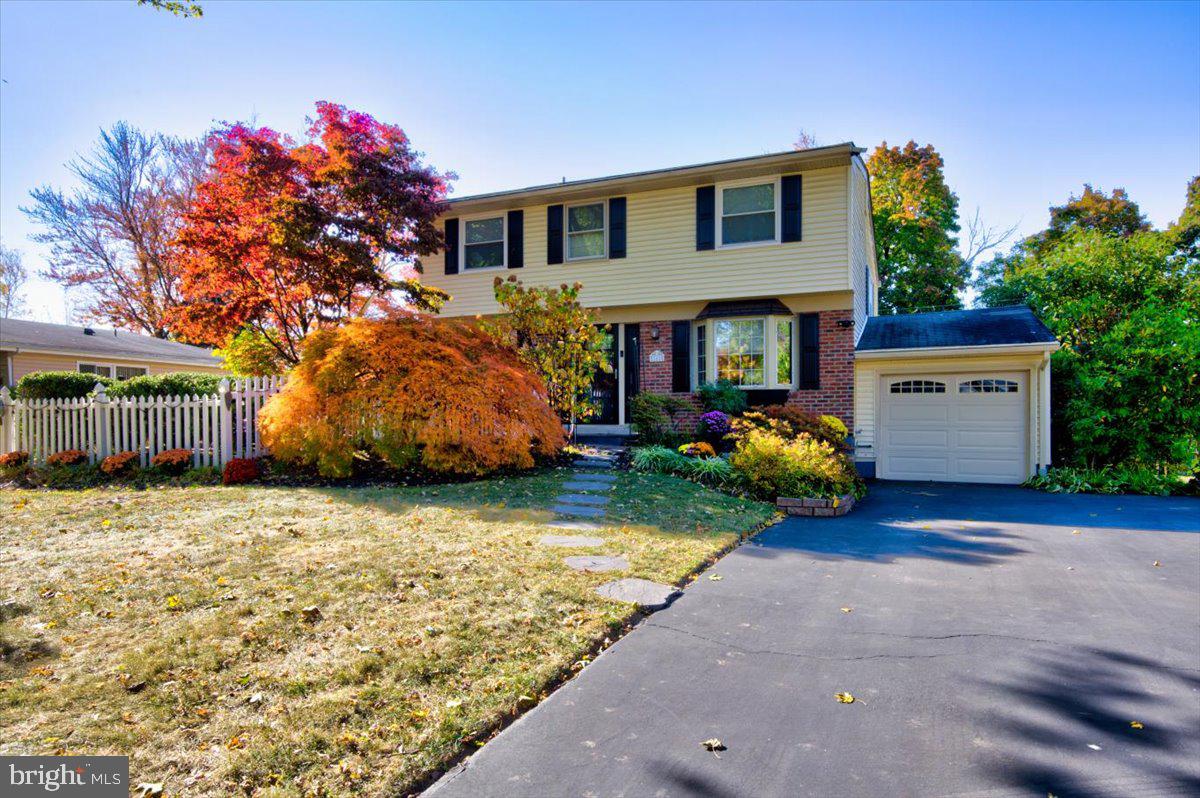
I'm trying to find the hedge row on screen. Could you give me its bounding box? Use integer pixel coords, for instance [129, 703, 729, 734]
[12, 371, 226, 400]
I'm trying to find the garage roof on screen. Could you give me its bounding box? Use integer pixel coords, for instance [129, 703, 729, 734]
[856, 306, 1058, 352]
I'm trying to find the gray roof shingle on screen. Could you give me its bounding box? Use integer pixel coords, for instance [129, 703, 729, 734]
[856, 306, 1058, 352]
[0, 318, 222, 367]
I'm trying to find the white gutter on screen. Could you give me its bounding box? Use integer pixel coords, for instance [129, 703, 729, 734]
[0, 345, 221, 369]
[854, 341, 1060, 360]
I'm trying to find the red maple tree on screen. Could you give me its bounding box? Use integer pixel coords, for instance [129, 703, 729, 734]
[170, 102, 452, 364]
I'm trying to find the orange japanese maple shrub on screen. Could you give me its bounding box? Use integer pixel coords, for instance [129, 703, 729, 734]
[258, 314, 566, 477]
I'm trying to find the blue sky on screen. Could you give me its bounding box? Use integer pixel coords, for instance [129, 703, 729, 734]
[1, 0, 1197, 322]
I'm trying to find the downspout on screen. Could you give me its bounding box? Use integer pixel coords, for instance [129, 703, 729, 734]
[1039, 352, 1052, 474]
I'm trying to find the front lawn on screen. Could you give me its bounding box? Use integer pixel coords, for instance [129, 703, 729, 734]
[0, 469, 773, 796]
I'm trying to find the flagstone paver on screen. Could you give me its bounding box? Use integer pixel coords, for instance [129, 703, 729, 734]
[555, 493, 610, 507]
[563, 555, 629, 573]
[545, 520, 602, 532]
[551, 503, 606, 518]
[561, 480, 611, 492]
[594, 578, 680, 610]
[539, 535, 607, 548]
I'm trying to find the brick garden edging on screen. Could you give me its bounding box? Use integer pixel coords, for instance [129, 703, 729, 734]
[777, 494, 856, 517]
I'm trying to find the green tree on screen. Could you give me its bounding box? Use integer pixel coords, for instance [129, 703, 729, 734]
[867, 141, 967, 313]
[987, 228, 1198, 467]
[214, 328, 287, 376]
[137, 0, 203, 17]
[484, 276, 610, 434]
[1025, 184, 1149, 256]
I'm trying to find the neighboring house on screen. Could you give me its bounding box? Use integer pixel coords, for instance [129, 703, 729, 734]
[0, 318, 226, 388]
[425, 143, 1060, 484]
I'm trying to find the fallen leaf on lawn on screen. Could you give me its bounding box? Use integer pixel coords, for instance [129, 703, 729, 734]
[300, 606, 322, 623]
[708, 574, 723, 581]
[165, 595, 182, 611]
[445, 698, 463, 708]
[701, 738, 726, 754]
[834, 692, 855, 704]
[248, 693, 263, 705]
[1153, 561, 1161, 567]
[135, 784, 163, 798]
[840, 607, 852, 613]
[1130, 721, 1144, 729]
[226, 734, 246, 750]
[101, 519, 112, 528]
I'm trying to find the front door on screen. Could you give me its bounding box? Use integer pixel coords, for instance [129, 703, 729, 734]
[623, 323, 640, 423]
[589, 325, 619, 424]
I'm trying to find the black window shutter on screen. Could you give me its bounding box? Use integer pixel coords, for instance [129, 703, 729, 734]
[798, 312, 820, 389]
[671, 320, 691, 392]
[608, 197, 627, 259]
[444, 218, 459, 274]
[696, 186, 715, 250]
[781, 174, 803, 242]
[507, 210, 524, 268]
[547, 205, 564, 264]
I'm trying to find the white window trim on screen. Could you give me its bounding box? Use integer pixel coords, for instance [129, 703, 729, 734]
[695, 315, 794, 390]
[565, 200, 608, 262]
[76, 362, 149, 380]
[715, 176, 782, 250]
[459, 212, 507, 272]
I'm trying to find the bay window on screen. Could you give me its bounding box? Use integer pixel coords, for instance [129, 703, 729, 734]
[462, 215, 505, 269]
[694, 315, 795, 389]
[567, 201, 606, 260]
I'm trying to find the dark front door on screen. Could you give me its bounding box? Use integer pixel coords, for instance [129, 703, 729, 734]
[589, 325, 619, 424]
[623, 323, 640, 423]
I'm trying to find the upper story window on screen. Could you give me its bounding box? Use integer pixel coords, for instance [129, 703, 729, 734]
[718, 179, 779, 247]
[567, 202, 606, 260]
[463, 215, 506, 270]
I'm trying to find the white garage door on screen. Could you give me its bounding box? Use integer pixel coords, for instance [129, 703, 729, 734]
[879, 372, 1028, 484]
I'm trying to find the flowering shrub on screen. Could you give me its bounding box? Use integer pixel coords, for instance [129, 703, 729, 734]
[734, 407, 850, 451]
[258, 314, 565, 477]
[729, 428, 863, 501]
[46, 449, 88, 467]
[0, 450, 29, 469]
[100, 451, 139, 476]
[151, 448, 194, 474]
[677, 441, 717, 458]
[222, 457, 260, 485]
[699, 410, 731, 438]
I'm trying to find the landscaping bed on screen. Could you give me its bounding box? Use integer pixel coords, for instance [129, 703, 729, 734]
[0, 470, 773, 796]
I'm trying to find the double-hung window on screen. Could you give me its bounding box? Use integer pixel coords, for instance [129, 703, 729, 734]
[78, 363, 148, 381]
[462, 216, 506, 270]
[567, 202, 606, 260]
[718, 179, 779, 247]
[695, 316, 795, 389]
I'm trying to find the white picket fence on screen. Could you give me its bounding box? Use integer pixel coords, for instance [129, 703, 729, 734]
[0, 376, 284, 468]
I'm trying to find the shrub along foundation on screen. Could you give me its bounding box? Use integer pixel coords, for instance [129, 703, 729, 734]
[776, 494, 856, 517]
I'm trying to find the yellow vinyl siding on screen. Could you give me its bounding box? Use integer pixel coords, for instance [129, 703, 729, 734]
[8, 351, 226, 384]
[848, 158, 877, 337]
[427, 166, 851, 317]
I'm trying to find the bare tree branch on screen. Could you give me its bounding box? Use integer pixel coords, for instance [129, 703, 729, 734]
[961, 207, 1018, 268]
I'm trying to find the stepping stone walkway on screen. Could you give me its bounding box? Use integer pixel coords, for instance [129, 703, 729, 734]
[528, 443, 679, 611]
[594, 578, 681, 610]
[564, 555, 630, 573]
[539, 534, 606, 548]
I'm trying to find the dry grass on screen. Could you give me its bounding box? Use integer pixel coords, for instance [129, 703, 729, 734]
[0, 468, 773, 796]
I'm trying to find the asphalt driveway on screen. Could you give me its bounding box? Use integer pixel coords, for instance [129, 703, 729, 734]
[427, 482, 1200, 798]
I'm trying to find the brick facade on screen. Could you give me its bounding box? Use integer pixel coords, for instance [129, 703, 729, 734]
[631, 309, 855, 430]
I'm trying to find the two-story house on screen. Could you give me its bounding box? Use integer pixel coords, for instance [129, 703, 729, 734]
[425, 143, 1059, 484]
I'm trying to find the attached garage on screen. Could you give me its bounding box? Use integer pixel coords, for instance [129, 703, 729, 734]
[854, 308, 1059, 485]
